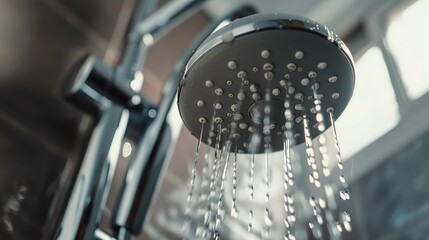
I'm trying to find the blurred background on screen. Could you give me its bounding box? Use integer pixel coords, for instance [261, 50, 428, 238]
[1, 0, 429, 239]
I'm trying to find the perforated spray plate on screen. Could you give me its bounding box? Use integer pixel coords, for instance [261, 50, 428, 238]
[178, 14, 354, 153]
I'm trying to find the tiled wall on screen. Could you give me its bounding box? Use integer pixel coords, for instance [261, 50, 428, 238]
[0, 0, 136, 238]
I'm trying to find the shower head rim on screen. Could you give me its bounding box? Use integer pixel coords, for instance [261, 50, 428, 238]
[184, 13, 354, 78]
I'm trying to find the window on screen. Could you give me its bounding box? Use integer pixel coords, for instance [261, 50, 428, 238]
[386, 0, 429, 100]
[336, 46, 400, 158]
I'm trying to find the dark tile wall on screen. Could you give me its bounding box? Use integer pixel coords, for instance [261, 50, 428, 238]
[0, 0, 136, 238]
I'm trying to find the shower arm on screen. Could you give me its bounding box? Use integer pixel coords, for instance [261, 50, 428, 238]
[113, 4, 257, 239]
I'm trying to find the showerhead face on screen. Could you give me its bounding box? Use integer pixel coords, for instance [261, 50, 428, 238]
[178, 13, 355, 153]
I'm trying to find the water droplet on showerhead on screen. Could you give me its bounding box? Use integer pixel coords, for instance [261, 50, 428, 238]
[287, 63, 296, 71]
[317, 62, 327, 69]
[233, 113, 243, 120]
[328, 76, 337, 83]
[239, 122, 248, 129]
[248, 126, 256, 133]
[294, 104, 304, 111]
[264, 71, 274, 80]
[205, 80, 214, 87]
[308, 71, 317, 78]
[294, 92, 304, 100]
[252, 93, 261, 100]
[272, 88, 280, 96]
[237, 71, 247, 78]
[197, 100, 205, 107]
[199, 117, 207, 123]
[295, 51, 304, 59]
[261, 50, 270, 58]
[263, 63, 274, 71]
[231, 104, 239, 112]
[252, 67, 258, 72]
[215, 117, 223, 123]
[214, 103, 222, 109]
[332, 92, 340, 99]
[250, 84, 259, 92]
[215, 88, 223, 95]
[226, 80, 232, 85]
[238, 92, 246, 100]
[228, 60, 237, 69]
[301, 78, 310, 86]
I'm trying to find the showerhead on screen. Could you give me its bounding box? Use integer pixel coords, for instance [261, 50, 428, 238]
[178, 13, 355, 153]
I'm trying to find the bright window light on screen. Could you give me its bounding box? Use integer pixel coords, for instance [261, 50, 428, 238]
[335, 46, 400, 159]
[386, 0, 429, 100]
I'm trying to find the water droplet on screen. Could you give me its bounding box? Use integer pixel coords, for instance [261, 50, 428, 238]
[317, 214, 324, 224]
[272, 88, 280, 96]
[301, 78, 310, 86]
[239, 122, 248, 129]
[199, 118, 207, 123]
[336, 222, 343, 232]
[233, 113, 243, 120]
[197, 100, 205, 107]
[328, 76, 337, 83]
[308, 71, 317, 78]
[343, 211, 351, 222]
[250, 84, 259, 92]
[319, 198, 326, 209]
[226, 80, 232, 85]
[261, 50, 270, 58]
[214, 103, 222, 110]
[263, 63, 274, 71]
[294, 104, 304, 111]
[231, 207, 239, 218]
[264, 71, 274, 80]
[317, 62, 327, 69]
[252, 93, 261, 100]
[214, 117, 223, 123]
[339, 175, 346, 183]
[252, 67, 258, 72]
[238, 92, 246, 100]
[309, 221, 314, 229]
[332, 92, 340, 99]
[227, 61, 237, 70]
[340, 190, 350, 200]
[215, 88, 223, 95]
[295, 51, 304, 59]
[294, 92, 304, 100]
[205, 80, 214, 87]
[344, 221, 352, 232]
[287, 63, 296, 71]
[237, 71, 247, 78]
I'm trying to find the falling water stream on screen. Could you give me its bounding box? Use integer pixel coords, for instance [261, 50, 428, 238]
[183, 77, 352, 239]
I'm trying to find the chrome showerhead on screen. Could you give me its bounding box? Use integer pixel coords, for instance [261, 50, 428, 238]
[178, 13, 355, 153]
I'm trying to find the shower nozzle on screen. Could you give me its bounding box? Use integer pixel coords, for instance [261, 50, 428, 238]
[178, 13, 355, 153]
